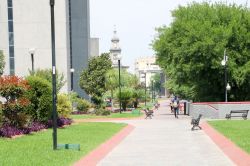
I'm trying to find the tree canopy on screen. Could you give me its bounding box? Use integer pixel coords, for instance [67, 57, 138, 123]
[79, 53, 112, 105]
[153, 2, 250, 101]
[0, 51, 5, 75]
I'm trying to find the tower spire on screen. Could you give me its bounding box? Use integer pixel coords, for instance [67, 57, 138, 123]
[110, 26, 121, 67]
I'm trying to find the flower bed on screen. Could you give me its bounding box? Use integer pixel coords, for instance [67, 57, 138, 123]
[0, 118, 72, 138]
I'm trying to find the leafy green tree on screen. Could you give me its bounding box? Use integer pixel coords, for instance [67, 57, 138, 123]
[0, 50, 5, 75]
[105, 68, 143, 109]
[79, 53, 112, 106]
[30, 68, 66, 93]
[132, 89, 144, 108]
[150, 73, 161, 93]
[153, 2, 250, 101]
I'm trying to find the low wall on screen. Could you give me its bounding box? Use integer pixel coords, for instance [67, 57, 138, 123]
[190, 102, 250, 119]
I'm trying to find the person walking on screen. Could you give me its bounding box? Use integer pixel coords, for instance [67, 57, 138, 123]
[172, 96, 180, 118]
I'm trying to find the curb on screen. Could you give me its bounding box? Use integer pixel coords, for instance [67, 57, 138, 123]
[201, 121, 250, 166]
[74, 124, 134, 166]
[73, 116, 144, 123]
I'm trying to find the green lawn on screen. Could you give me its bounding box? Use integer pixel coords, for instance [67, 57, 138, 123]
[71, 111, 142, 119]
[0, 122, 126, 166]
[208, 120, 250, 153]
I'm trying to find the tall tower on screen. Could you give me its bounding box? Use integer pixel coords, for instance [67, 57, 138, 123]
[110, 28, 121, 67]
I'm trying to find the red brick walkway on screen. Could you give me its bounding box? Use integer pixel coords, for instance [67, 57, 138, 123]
[201, 122, 250, 166]
[74, 124, 134, 166]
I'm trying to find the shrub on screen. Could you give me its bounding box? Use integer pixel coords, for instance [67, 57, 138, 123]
[76, 99, 91, 113]
[95, 108, 111, 116]
[0, 76, 31, 128]
[115, 87, 133, 111]
[0, 102, 2, 127]
[0, 121, 48, 138]
[25, 76, 52, 123]
[47, 118, 72, 128]
[57, 94, 72, 118]
[29, 68, 66, 93]
[0, 76, 29, 101]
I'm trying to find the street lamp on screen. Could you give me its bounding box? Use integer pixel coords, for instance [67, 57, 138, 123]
[70, 68, 74, 91]
[151, 80, 154, 103]
[221, 49, 231, 102]
[50, 0, 57, 150]
[116, 54, 122, 114]
[29, 48, 36, 73]
[143, 71, 147, 106]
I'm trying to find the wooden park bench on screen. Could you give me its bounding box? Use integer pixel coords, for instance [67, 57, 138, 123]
[144, 109, 153, 119]
[191, 114, 202, 131]
[225, 110, 249, 120]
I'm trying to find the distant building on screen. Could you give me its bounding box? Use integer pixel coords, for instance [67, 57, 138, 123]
[135, 56, 168, 96]
[90, 38, 99, 57]
[0, 0, 90, 98]
[109, 29, 129, 69]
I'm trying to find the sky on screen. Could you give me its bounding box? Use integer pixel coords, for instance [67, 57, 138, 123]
[90, 0, 249, 72]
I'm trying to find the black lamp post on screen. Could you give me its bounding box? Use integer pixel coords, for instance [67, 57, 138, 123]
[70, 68, 74, 91]
[221, 49, 231, 102]
[144, 71, 147, 106]
[151, 80, 153, 103]
[29, 48, 35, 73]
[116, 54, 122, 113]
[50, 0, 57, 150]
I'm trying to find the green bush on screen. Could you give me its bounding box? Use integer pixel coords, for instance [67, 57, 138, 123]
[57, 94, 72, 118]
[115, 87, 133, 111]
[29, 68, 66, 93]
[76, 99, 91, 114]
[26, 76, 52, 123]
[0, 76, 31, 128]
[0, 102, 2, 127]
[95, 108, 110, 116]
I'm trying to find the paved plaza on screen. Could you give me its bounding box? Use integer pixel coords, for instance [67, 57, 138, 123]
[97, 100, 235, 166]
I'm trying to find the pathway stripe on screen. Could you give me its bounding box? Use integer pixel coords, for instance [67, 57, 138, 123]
[74, 124, 134, 166]
[201, 121, 250, 166]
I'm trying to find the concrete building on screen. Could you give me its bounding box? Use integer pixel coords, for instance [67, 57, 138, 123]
[90, 37, 99, 57]
[134, 56, 168, 96]
[135, 56, 161, 86]
[0, 0, 90, 98]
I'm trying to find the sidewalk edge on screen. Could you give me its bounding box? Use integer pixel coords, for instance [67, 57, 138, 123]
[74, 124, 134, 166]
[201, 121, 250, 166]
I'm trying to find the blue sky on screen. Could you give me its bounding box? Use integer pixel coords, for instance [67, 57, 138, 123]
[90, 0, 249, 72]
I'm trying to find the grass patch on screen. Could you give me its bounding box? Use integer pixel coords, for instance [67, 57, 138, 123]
[71, 112, 142, 120]
[208, 120, 250, 154]
[0, 122, 126, 166]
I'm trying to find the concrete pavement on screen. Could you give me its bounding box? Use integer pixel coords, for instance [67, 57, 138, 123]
[97, 100, 235, 166]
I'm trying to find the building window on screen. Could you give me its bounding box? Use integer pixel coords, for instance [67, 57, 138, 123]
[7, 0, 12, 7]
[7, 0, 15, 75]
[8, 21, 13, 32]
[8, 8, 13, 19]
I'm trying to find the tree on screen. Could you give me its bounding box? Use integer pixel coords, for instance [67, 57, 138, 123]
[105, 68, 143, 109]
[150, 73, 161, 93]
[115, 87, 133, 111]
[153, 2, 250, 101]
[79, 53, 112, 106]
[30, 68, 66, 93]
[0, 50, 5, 75]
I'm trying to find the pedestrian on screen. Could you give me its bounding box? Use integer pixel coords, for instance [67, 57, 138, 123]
[170, 97, 174, 113]
[172, 96, 180, 118]
[154, 100, 159, 110]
